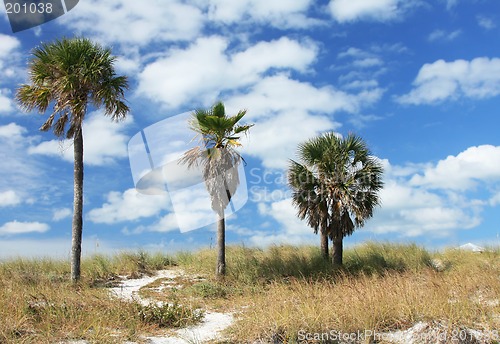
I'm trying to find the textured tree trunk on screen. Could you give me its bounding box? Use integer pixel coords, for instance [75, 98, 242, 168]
[320, 231, 329, 260]
[332, 236, 343, 266]
[216, 210, 226, 278]
[71, 127, 84, 282]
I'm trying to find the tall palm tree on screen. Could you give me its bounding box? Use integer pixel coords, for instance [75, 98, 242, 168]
[180, 102, 252, 278]
[288, 133, 383, 266]
[16, 38, 129, 282]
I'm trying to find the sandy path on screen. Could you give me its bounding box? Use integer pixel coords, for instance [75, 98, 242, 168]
[109, 270, 235, 344]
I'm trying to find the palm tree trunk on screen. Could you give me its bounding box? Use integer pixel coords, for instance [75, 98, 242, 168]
[332, 236, 343, 266]
[71, 127, 84, 282]
[216, 210, 226, 278]
[320, 231, 329, 260]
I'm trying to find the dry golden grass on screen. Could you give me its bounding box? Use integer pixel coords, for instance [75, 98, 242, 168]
[1, 244, 499, 343]
[0, 252, 177, 343]
[223, 246, 500, 342]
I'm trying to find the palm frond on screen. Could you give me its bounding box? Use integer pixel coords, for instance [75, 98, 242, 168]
[180, 101, 252, 215]
[16, 37, 129, 138]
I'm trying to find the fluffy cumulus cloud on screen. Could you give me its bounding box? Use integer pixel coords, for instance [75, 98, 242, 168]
[0, 34, 20, 67]
[410, 145, 500, 190]
[0, 123, 43, 204]
[137, 35, 384, 170]
[0, 221, 49, 236]
[397, 57, 500, 104]
[201, 0, 317, 28]
[0, 35, 22, 112]
[366, 146, 500, 237]
[59, 0, 204, 46]
[87, 188, 170, 224]
[52, 208, 72, 221]
[229, 75, 382, 168]
[0, 190, 21, 207]
[0, 34, 23, 86]
[328, 0, 418, 23]
[28, 111, 133, 166]
[369, 178, 481, 237]
[245, 198, 317, 247]
[490, 192, 500, 206]
[137, 36, 318, 109]
[0, 89, 14, 115]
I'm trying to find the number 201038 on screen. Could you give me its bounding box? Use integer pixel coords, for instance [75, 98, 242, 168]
[5, 2, 53, 14]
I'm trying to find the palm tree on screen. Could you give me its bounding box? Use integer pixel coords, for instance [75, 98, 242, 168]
[180, 101, 252, 278]
[16, 38, 129, 282]
[288, 133, 383, 266]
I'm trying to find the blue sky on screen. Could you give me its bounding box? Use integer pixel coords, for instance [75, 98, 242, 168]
[1, 0, 500, 258]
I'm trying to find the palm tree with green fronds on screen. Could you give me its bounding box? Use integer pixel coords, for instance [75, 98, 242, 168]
[16, 37, 129, 282]
[288, 133, 383, 266]
[180, 101, 252, 278]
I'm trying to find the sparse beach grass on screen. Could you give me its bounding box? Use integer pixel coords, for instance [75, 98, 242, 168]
[0, 243, 499, 343]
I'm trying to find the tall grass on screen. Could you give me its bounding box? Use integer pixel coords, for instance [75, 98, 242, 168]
[1, 243, 499, 343]
[177, 245, 334, 284]
[0, 251, 176, 343]
[224, 244, 500, 342]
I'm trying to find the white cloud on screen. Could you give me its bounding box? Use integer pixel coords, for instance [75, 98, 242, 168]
[397, 57, 500, 104]
[259, 198, 311, 236]
[490, 192, 500, 206]
[477, 15, 496, 30]
[445, 0, 459, 10]
[0, 89, 14, 114]
[227, 74, 382, 168]
[229, 74, 364, 120]
[244, 110, 337, 169]
[201, 0, 317, 28]
[28, 111, 133, 166]
[0, 122, 26, 140]
[137, 36, 318, 109]
[52, 208, 72, 221]
[0, 34, 23, 86]
[428, 29, 461, 42]
[0, 190, 21, 207]
[370, 205, 480, 237]
[328, 0, 417, 23]
[59, 0, 204, 46]
[366, 146, 500, 237]
[247, 197, 317, 247]
[343, 80, 379, 90]
[0, 221, 49, 236]
[87, 188, 170, 224]
[367, 159, 484, 237]
[0, 123, 44, 204]
[126, 213, 181, 234]
[0, 34, 20, 66]
[410, 145, 500, 190]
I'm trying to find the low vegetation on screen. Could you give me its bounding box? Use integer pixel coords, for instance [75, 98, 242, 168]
[0, 243, 499, 343]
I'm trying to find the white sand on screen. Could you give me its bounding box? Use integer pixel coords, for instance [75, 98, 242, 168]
[109, 269, 234, 344]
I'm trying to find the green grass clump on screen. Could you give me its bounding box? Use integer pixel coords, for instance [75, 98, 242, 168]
[137, 302, 204, 328]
